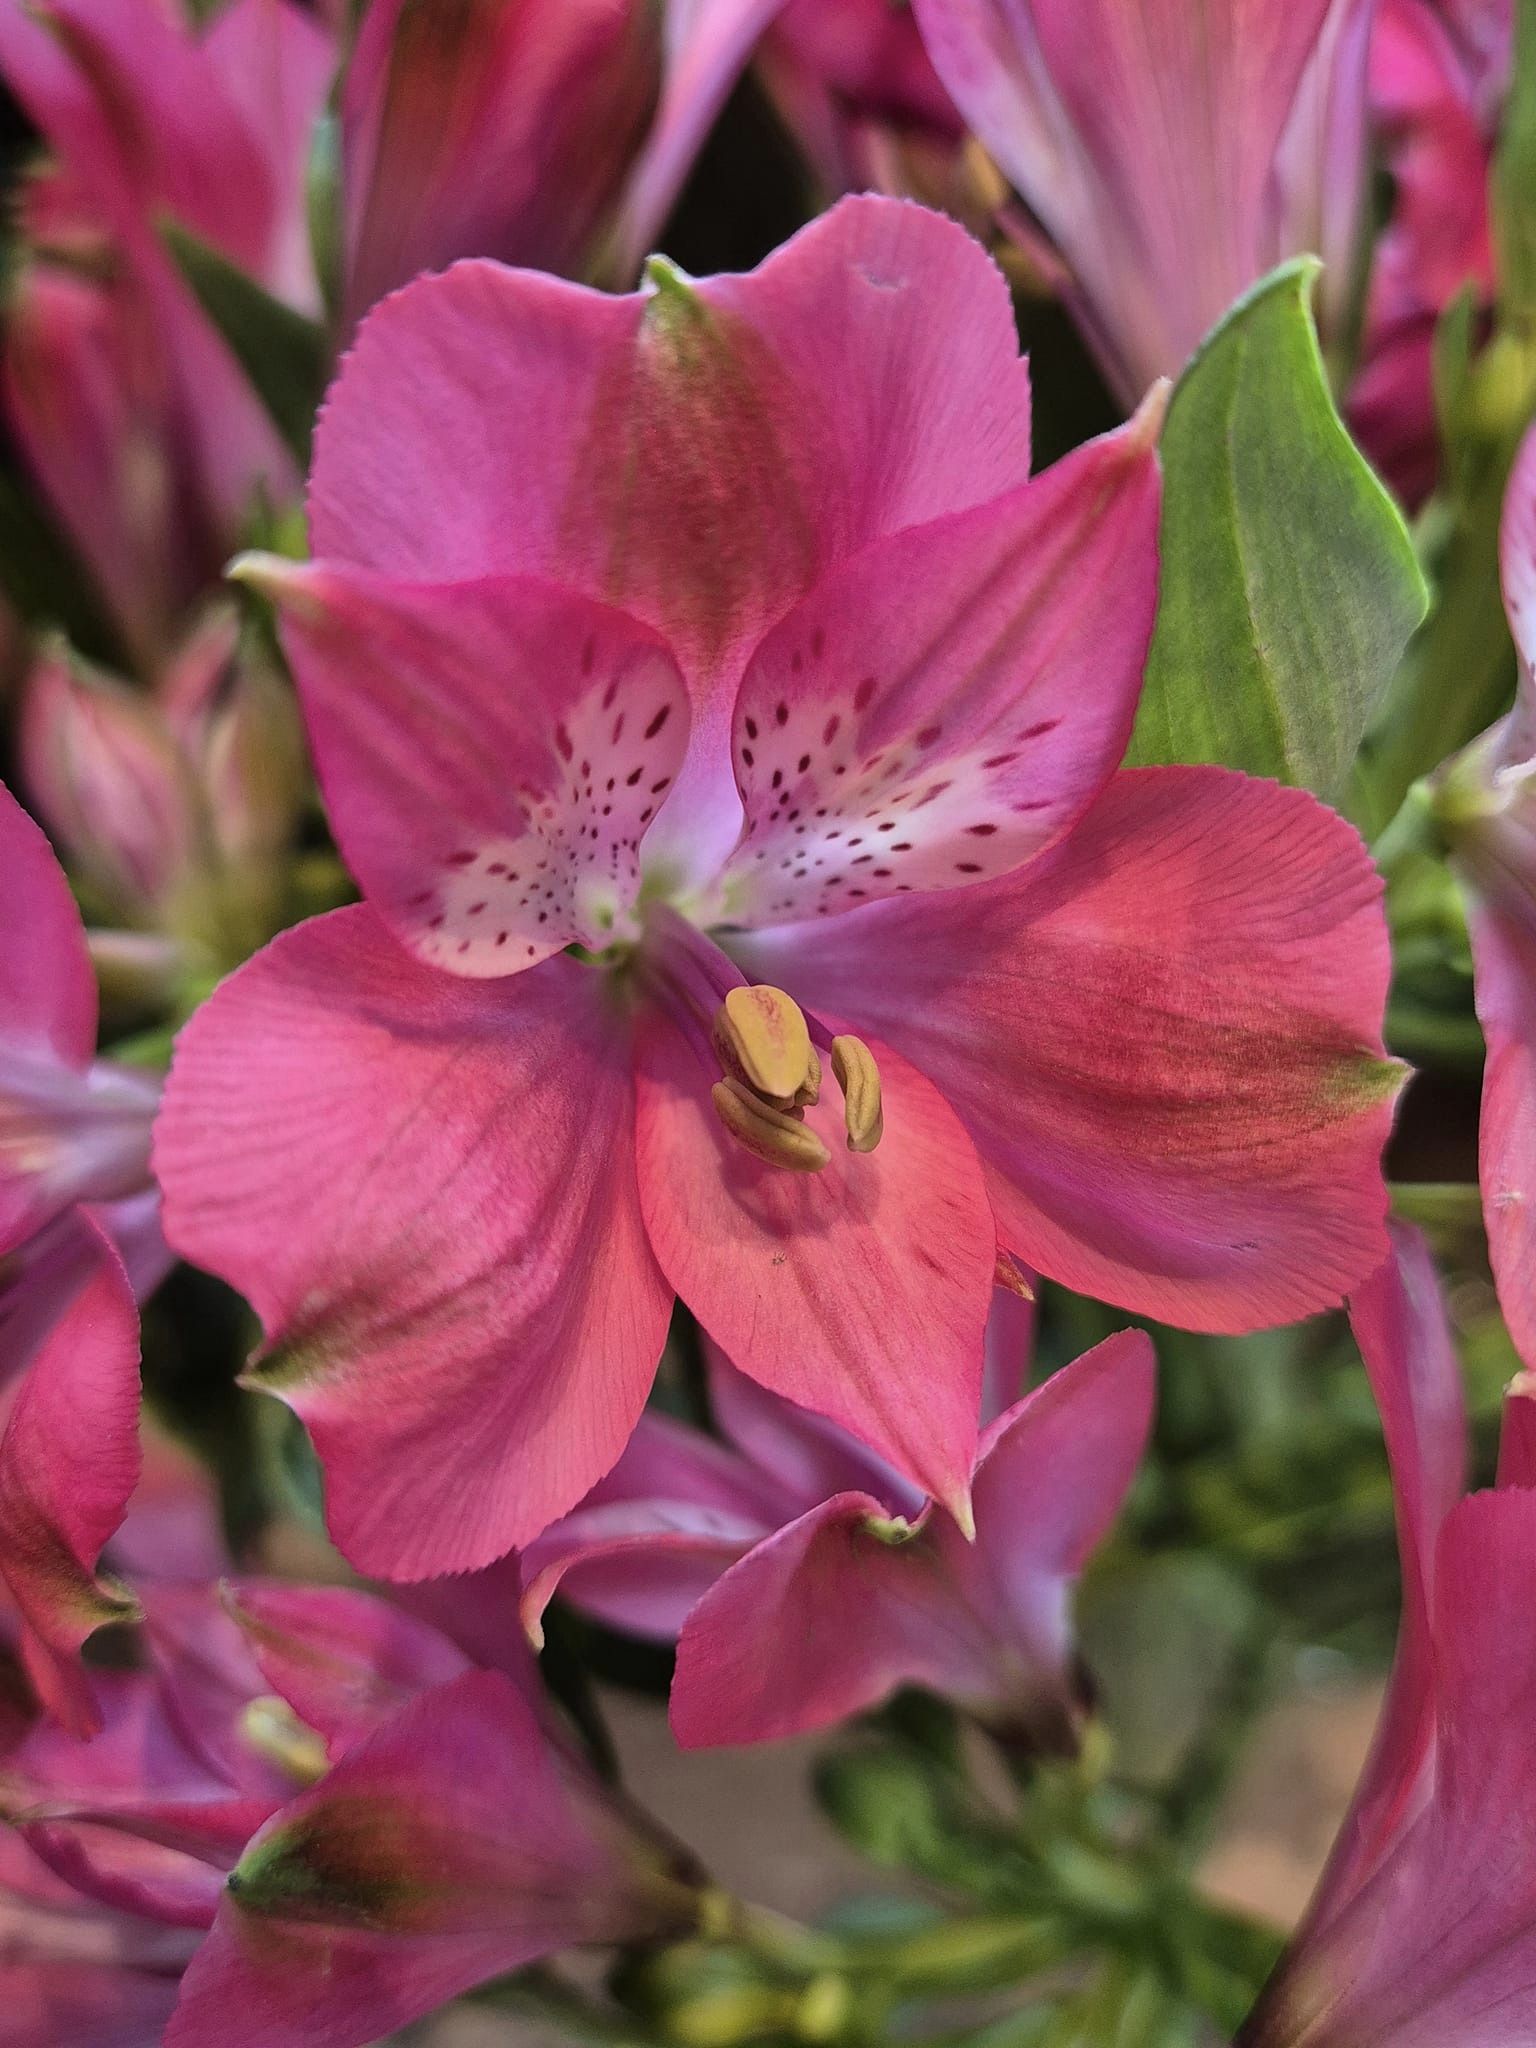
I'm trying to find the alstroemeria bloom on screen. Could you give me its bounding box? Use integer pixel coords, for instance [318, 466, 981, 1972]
[525, 1316, 1153, 1750]
[0, 0, 333, 668]
[1433, 415, 1536, 1375]
[909, 0, 1376, 403]
[1, 1574, 703, 2048]
[156, 197, 1399, 1580]
[1238, 1224, 1536, 2046]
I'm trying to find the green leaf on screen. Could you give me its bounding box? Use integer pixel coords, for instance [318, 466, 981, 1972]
[162, 220, 329, 465]
[1126, 260, 1428, 799]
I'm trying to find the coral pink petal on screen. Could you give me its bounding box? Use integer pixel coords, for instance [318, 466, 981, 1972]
[1468, 904, 1536, 1372]
[251, 561, 688, 975]
[633, 1009, 993, 1520]
[720, 404, 1163, 924]
[0, 1217, 140, 1736]
[223, 1582, 471, 1755]
[154, 908, 672, 1575]
[747, 768, 1399, 1332]
[163, 1670, 696, 2048]
[0, 782, 96, 1066]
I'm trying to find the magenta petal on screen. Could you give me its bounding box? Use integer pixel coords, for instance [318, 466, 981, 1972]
[1498, 1370, 1536, 1486]
[0, 781, 96, 1067]
[1296, 1224, 1466, 1930]
[163, 1670, 698, 2048]
[246, 560, 689, 975]
[671, 1331, 1153, 1748]
[521, 1497, 769, 1648]
[0, 1217, 141, 1736]
[0, 1961, 182, 2048]
[155, 908, 672, 1575]
[751, 768, 1399, 1331]
[633, 1009, 994, 1522]
[224, 1582, 471, 1755]
[705, 1353, 917, 1516]
[720, 401, 1163, 925]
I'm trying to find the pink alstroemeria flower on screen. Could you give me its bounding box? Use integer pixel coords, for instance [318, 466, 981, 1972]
[525, 1313, 1153, 1750]
[1239, 1223, 1536, 2046]
[155, 197, 1399, 1580]
[1, 1572, 702, 2048]
[1434, 416, 1536, 1376]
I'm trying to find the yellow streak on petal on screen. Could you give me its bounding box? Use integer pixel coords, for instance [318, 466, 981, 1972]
[830, 1035, 884, 1154]
[711, 1078, 830, 1173]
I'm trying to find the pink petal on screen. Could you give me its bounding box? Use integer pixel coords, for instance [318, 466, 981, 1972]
[705, 1352, 918, 1515]
[746, 768, 1400, 1331]
[1300, 1224, 1466, 1928]
[1250, 1491, 1536, 2047]
[154, 907, 672, 1575]
[520, 1496, 769, 1647]
[613, 0, 790, 276]
[916, 0, 1336, 394]
[342, 0, 657, 324]
[1466, 900, 1536, 1371]
[0, 1961, 182, 2048]
[163, 1670, 699, 2048]
[0, 1820, 198, 1971]
[0, 1048, 159, 1264]
[1498, 1370, 1536, 1487]
[719, 399, 1163, 926]
[390, 1555, 540, 1696]
[244, 560, 689, 976]
[199, 0, 335, 311]
[307, 196, 1034, 874]
[672, 1329, 1153, 1748]
[0, 1217, 141, 1736]
[0, 780, 96, 1067]
[224, 1581, 471, 1755]
[633, 1009, 994, 1522]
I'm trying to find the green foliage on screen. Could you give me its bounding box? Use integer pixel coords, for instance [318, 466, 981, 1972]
[1128, 261, 1428, 800]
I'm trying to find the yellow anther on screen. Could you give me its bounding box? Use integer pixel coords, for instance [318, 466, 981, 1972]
[795, 1042, 822, 1108]
[713, 984, 816, 1105]
[830, 1035, 883, 1153]
[239, 1695, 330, 1785]
[711, 1078, 830, 1173]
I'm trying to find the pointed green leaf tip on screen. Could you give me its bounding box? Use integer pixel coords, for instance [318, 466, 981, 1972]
[1127, 259, 1430, 800]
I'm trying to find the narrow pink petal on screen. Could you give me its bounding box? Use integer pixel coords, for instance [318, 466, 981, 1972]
[746, 768, 1399, 1332]
[0, 781, 96, 1068]
[1296, 1224, 1466, 1929]
[1250, 1492, 1536, 2047]
[1466, 900, 1536, 1370]
[247, 561, 689, 976]
[612, 0, 790, 276]
[224, 1581, 471, 1755]
[342, 0, 657, 323]
[705, 1352, 918, 1515]
[521, 1498, 768, 1647]
[720, 401, 1163, 925]
[633, 1009, 994, 1521]
[163, 1670, 699, 2048]
[0, 1049, 159, 1263]
[154, 908, 672, 1575]
[0, 1217, 140, 1736]
[390, 1556, 541, 1697]
[199, 0, 335, 311]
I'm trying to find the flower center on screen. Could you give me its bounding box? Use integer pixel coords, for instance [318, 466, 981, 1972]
[637, 907, 883, 1173]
